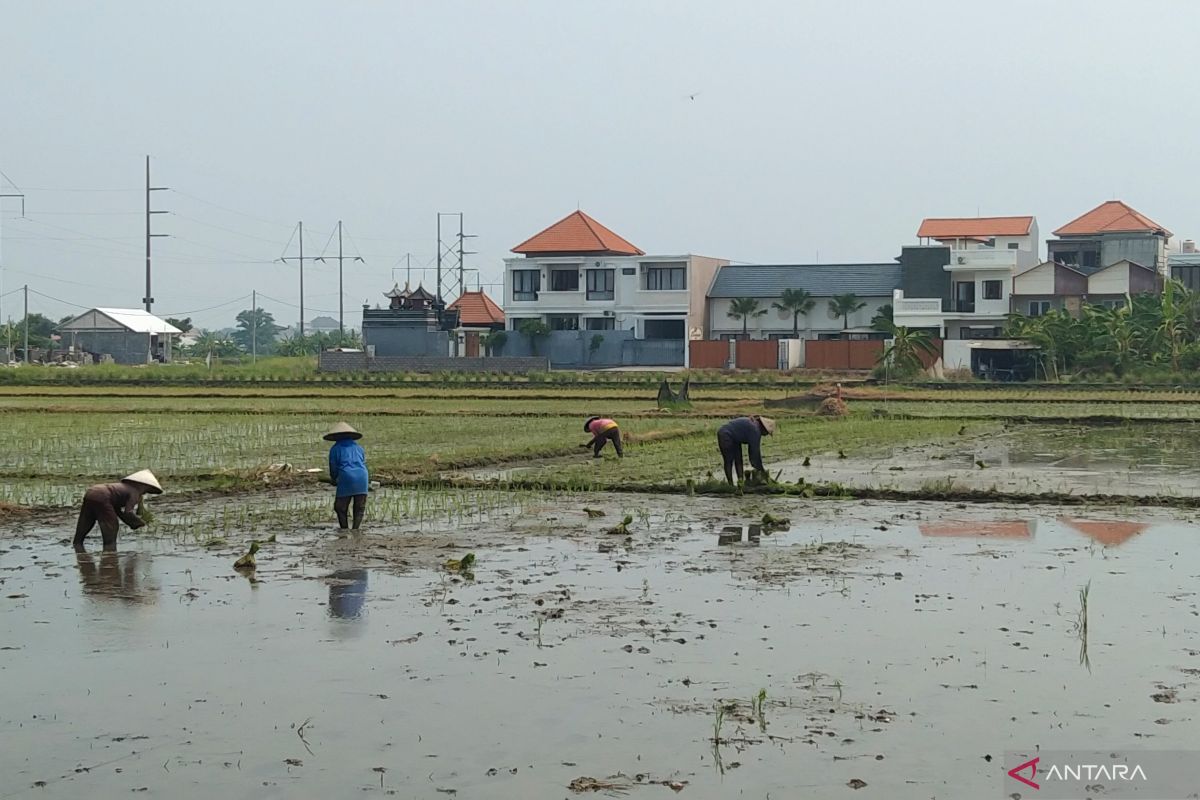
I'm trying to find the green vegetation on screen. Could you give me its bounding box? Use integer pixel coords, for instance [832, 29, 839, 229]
[828, 293, 866, 330]
[773, 289, 816, 338]
[727, 297, 768, 338]
[878, 325, 938, 379]
[1005, 282, 1200, 380]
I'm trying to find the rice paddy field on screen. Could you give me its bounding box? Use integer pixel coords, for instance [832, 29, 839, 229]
[4, 377, 1200, 798]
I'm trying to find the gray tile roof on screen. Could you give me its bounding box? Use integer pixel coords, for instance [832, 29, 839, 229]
[707, 263, 901, 298]
[1169, 253, 1200, 266]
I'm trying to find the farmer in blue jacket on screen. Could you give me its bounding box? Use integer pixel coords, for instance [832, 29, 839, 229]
[324, 422, 369, 530]
[717, 416, 776, 485]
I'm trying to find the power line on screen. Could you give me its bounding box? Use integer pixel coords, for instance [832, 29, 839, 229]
[159, 294, 253, 317]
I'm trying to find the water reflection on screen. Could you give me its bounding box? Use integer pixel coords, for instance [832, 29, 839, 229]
[919, 520, 1035, 539]
[75, 550, 158, 604]
[1060, 518, 1147, 547]
[718, 524, 762, 547]
[327, 569, 368, 620]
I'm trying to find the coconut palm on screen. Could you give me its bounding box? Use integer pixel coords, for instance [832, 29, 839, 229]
[727, 297, 768, 339]
[878, 324, 938, 376]
[772, 289, 816, 338]
[828, 293, 867, 330]
[870, 303, 894, 332]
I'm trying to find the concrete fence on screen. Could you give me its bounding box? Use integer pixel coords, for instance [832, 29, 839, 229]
[318, 351, 548, 373]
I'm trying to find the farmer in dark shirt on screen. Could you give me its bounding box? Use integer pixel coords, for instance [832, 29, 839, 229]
[74, 470, 163, 550]
[716, 416, 776, 485]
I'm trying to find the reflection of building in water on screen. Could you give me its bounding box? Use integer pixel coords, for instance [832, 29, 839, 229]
[1060, 518, 1147, 547]
[919, 520, 1034, 539]
[75, 551, 158, 604]
[328, 569, 368, 619]
[718, 525, 762, 546]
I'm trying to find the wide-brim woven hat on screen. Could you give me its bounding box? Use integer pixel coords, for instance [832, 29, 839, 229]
[323, 422, 363, 441]
[122, 469, 163, 494]
[757, 416, 777, 436]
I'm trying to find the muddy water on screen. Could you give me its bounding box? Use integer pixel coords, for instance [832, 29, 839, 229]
[780, 422, 1200, 497]
[2, 496, 1198, 799]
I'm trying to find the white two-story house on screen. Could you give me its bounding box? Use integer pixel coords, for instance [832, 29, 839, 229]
[893, 215, 1040, 338]
[503, 210, 726, 342]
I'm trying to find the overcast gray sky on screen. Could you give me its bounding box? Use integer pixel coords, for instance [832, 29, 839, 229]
[2, 0, 1198, 331]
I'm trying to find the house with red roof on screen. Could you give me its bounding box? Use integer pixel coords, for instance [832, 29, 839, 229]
[503, 210, 726, 365]
[893, 214, 1040, 341]
[446, 290, 505, 356]
[1047, 200, 1171, 275]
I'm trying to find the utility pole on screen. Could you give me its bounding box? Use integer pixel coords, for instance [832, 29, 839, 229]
[316, 220, 364, 337]
[278, 222, 320, 338]
[144, 156, 169, 313]
[251, 289, 257, 364]
[0, 187, 25, 337]
[22, 284, 28, 364]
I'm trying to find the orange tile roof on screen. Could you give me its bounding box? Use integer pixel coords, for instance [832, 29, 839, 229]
[917, 216, 1034, 239]
[1053, 200, 1171, 237]
[919, 520, 1033, 539]
[1059, 517, 1147, 547]
[511, 210, 645, 256]
[447, 290, 504, 326]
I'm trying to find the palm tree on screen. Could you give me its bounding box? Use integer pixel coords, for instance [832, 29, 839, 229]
[878, 324, 939, 376]
[772, 288, 815, 338]
[870, 304, 894, 332]
[828, 293, 867, 330]
[727, 297, 768, 339]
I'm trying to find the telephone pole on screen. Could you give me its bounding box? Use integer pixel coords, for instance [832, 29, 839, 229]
[22, 284, 28, 364]
[278, 222, 320, 337]
[251, 289, 257, 364]
[145, 156, 169, 313]
[316, 220, 364, 337]
[0, 187, 25, 335]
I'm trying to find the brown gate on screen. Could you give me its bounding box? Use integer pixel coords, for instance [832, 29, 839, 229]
[805, 340, 884, 370]
[689, 340, 729, 369]
[734, 340, 779, 369]
[464, 332, 480, 357]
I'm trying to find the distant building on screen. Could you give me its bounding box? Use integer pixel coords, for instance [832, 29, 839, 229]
[1169, 240, 1200, 290]
[893, 215, 1039, 338]
[705, 263, 900, 340]
[58, 308, 182, 364]
[447, 290, 504, 357]
[361, 283, 451, 357]
[1047, 200, 1171, 275]
[502, 210, 727, 346]
[308, 315, 340, 333]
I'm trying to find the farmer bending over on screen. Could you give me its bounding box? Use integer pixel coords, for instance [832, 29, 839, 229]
[325, 422, 369, 530]
[716, 416, 776, 485]
[582, 416, 623, 459]
[74, 470, 163, 550]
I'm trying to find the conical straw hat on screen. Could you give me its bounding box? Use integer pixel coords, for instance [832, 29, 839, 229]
[323, 421, 363, 441]
[122, 469, 163, 494]
[757, 416, 777, 435]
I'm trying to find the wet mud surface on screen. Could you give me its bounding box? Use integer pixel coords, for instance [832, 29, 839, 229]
[778, 422, 1200, 498]
[2, 493, 1199, 798]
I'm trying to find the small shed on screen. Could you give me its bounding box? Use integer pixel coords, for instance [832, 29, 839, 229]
[58, 308, 183, 364]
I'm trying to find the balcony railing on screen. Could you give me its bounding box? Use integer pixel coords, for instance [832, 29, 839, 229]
[944, 249, 1021, 271]
[894, 297, 943, 315]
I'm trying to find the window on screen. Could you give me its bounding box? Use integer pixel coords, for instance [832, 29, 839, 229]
[984, 238, 996, 248]
[621, 267, 636, 276]
[1095, 299, 1125, 310]
[1007, 242, 1020, 250]
[1082, 251, 1100, 269]
[512, 269, 540, 301]
[982, 280, 1003, 300]
[642, 263, 687, 290]
[1028, 300, 1052, 317]
[547, 314, 579, 331]
[1056, 251, 1079, 266]
[585, 317, 615, 331]
[643, 319, 685, 339]
[549, 268, 579, 292]
[586, 269, 614, 300]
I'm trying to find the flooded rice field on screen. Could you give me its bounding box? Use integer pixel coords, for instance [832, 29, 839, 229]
[777, 422, 1200, 498]
[2, 492, 1198, 798]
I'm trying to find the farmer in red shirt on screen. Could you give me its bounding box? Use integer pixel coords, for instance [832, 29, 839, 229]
[582, 416, 623, 459]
